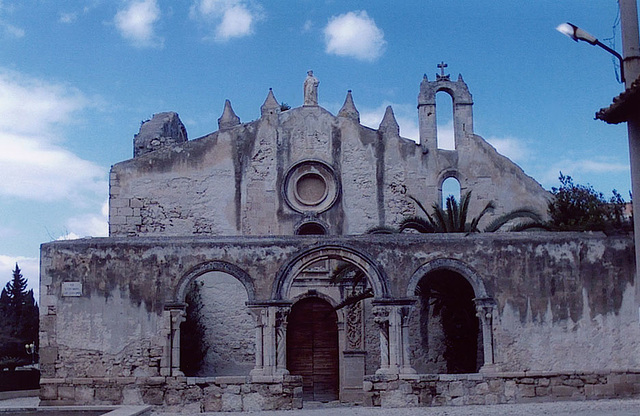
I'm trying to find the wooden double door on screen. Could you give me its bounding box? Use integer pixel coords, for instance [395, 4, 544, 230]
[287, 297, 339, 401]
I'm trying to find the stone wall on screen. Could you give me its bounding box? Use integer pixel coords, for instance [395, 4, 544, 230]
[40, 375, 302, 412]
[109, 76, 551, 238]
[39, 233, 639, 408]
[363, 371, 640, 407]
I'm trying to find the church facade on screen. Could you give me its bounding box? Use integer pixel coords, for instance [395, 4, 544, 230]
[39, 69, 640, 411]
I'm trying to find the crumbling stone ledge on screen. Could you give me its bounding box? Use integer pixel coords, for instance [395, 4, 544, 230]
[363, 370, 640, 408]
[39, 375, 303, 412]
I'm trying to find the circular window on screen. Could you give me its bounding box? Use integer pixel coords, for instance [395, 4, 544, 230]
[295, 173, 328, 206]
[284, 160, 339, 213]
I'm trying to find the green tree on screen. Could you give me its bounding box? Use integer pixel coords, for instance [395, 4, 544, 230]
[548, 173, 631, 232]
[0, 264, 39, 366]
[399, 191, 542, 233]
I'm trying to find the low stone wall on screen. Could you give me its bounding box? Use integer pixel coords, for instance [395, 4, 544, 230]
[364, 370, 640, 407]
[40, 375, 303, 412]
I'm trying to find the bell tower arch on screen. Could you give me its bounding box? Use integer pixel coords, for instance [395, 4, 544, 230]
[418, 63, 474, 153]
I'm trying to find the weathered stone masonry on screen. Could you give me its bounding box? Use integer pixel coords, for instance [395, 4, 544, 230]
[40, 70, 640, 410]
[40, 233, 639, 407]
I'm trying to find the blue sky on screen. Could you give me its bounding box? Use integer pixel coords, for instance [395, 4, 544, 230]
[0, 0, 633, 295]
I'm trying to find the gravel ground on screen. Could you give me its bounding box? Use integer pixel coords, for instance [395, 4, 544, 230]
[154, 399, 640, 416]
[2, 397, 639, 416]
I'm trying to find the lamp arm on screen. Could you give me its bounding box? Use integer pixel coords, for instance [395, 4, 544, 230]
[595, 40, 625, 83]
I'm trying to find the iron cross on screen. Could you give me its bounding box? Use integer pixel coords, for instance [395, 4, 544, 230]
[437, 61, 448, 77]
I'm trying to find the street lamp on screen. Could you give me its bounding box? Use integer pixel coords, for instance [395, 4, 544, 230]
[556, 22, 625, 83]
[25, 342, 35, 365]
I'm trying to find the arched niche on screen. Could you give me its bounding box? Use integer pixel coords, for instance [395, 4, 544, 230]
[436, 90, 455, 150]
[181, 271, 254, 376]
[406, 258, 496, 372]
[440, 176, 461, 207]
[272, 245, 390, 301]
[174, 260, 256, 304]
[407, 258, 488, 299]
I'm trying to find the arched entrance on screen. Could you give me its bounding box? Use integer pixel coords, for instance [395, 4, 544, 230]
[287, 297, 339, 402]
[415, 269, 481, 374]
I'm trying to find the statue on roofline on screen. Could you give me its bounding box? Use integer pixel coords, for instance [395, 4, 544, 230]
[304, 70, 319, 106]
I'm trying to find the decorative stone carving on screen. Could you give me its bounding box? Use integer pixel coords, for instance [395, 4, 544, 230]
[346, 301, 363, 350]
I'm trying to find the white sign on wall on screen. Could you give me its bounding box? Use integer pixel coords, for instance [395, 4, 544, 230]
[62, 282, 83, 297]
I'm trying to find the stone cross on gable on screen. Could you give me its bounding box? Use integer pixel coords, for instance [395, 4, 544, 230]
[436, 61, 450, 81]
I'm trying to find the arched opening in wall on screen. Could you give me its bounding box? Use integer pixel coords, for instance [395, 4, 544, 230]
[413, 269, 481, 374]
[287, 297, 339, 402]
[180, 271, 254, 376]
[436, 91, 455, 150]
[441, 176, 461, 207]
[296, 221, 326, 235]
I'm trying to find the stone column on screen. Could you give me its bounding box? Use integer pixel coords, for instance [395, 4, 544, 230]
[474, 297, 497, 369]
[249, 307, 267, 376]
[275, 307, 290, 375]
[169, 308, 186, 376]
[373, 306, 391, 374]
[399, 306, 417, 375]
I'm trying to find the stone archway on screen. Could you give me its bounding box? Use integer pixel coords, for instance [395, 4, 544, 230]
[407, 258, 496, 372]
[287, 297, 339, 402]
[162, 261, 256, 377]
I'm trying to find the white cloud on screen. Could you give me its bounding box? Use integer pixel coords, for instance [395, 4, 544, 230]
[359, 102, 419, 141]
[58, 201, 109, 240]
[114, 0, 162, 48]
[190, 0, 262, 42]
[0, 20, 24, 38]
[486, 136, 531, 163]
[324, 10, 386, 62]
[0, 69, 107, 201]
[302, 19, 312, 33]
[59, 12, 78, 24]
[0, 255, 39, 299]
[540, 158, 629, 185]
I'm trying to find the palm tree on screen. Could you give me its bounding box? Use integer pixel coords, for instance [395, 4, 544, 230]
[399, 191, 543, 233]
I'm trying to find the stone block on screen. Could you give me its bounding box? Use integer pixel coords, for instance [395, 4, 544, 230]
[475, 382, 489, 394]
[551, 385, 577, 397]
[485, 393, 499, 405]
[518, 377, 535, 384]
[363, 380, 373, 391]
[203, 395, 222, 412]
[563, 378, 585, 387]
[242, 392, 265, 411]
[130, 198, 143, 208]
[226, 384, 241, 394]
[221, 392, 243, 411]
[449, 381, 464, 398]
[535, 386, 549, 396]
[380, 389, 418, 408]
[165, 389, 182, 405]
[96, 386, 123, 404]
[40, 346, 58, 365]
[55, 386, 74, 401]
[614, 382, 635, 396]
[122, 386, 143, 405]
[74, 386, 94, 403]
[40, 383, 58, 400]
[518, 385, 536, 398]
[466, 395, 486, 405]
[141, 387, 164, 405]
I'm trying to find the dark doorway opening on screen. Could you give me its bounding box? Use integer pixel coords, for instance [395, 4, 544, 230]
[296, 222, 326, 235]
[416, 269, 481, 374]
[287, 297, 339, 401]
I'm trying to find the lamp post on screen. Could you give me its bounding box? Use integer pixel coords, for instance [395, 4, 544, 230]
[558, 0, 640, 311]
[556, 22, 625, 82]
[25, 342, 35, 365]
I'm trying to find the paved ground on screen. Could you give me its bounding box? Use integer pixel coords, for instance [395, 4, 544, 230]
[2, 397, 640, 415]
